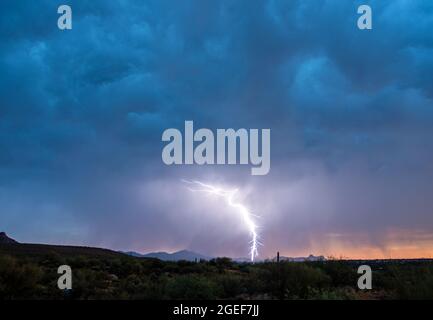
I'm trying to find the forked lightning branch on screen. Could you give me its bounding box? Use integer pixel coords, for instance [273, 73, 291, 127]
[183, 180, 261, 262]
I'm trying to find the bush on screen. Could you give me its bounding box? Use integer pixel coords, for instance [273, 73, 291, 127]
[165, 275, 222, 299]
[257, 262, 331, 299]
[0, 255, 42, 299]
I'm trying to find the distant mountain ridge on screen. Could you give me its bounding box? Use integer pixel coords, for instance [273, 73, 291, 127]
[124, 249, 212, 261]
[124, 251, 326, 262]
[1, 232, 325, 262]
[0, 232, 18, 244]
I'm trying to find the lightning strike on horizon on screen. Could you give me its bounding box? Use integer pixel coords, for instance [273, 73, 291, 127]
[183, 180, 261, 262]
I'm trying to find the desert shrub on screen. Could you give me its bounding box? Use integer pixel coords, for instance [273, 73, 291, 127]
[165, 275, 222, 299]
[210, 257, 234, 271]
[71, 268, 112, 299]
[317, 261, 357, 287]
[116, 274, 165, 299]
[213, 273, 245, 298]
[257, 262, 331, 299]
[384, 265, 433, 299]
[243, 266, 271, 295]
[0, 255, 42, 299]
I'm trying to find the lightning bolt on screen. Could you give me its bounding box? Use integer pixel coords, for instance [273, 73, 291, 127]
[183, 179, 261, 262]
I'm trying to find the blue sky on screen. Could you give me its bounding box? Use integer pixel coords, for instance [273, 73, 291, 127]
[1, 0, 433, 258]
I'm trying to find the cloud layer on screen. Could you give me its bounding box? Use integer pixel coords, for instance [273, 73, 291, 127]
[1, 0, 433, 258]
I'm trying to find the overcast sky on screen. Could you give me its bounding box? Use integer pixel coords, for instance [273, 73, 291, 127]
[1, 0, 433, 259]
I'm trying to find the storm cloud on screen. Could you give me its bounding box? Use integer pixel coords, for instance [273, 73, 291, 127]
[1, 0, 433, 258]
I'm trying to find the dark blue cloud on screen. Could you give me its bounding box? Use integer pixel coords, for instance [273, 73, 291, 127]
[1, 0, 433, 258]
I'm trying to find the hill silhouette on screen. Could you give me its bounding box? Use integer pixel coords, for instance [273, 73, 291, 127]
[0, 232, 18, 244]
[0, 234, 125, 259]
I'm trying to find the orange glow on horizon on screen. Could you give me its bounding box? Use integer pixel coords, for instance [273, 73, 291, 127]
[293, 228, 433, 260]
